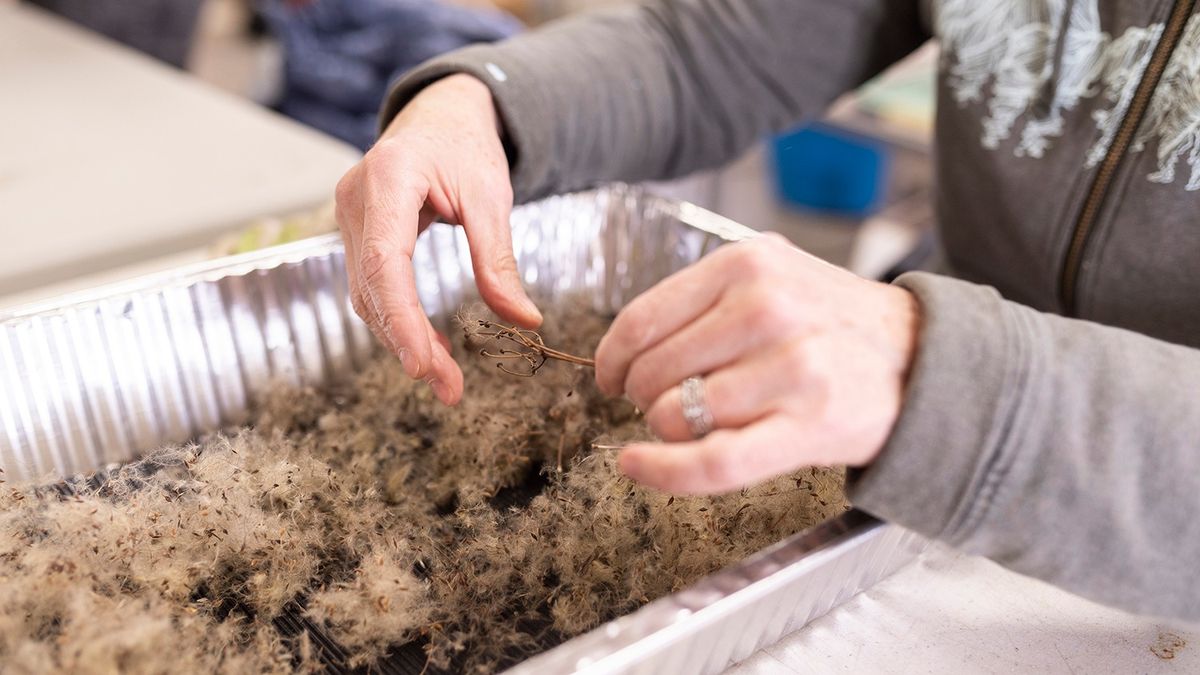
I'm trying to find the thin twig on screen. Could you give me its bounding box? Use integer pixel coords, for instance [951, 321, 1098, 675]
[469, 319, 595, 377]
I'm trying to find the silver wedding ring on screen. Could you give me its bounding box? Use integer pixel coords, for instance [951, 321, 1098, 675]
[680, 375, 715, 438]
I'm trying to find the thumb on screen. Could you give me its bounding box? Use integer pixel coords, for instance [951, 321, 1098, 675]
[462, 195, 542, 328]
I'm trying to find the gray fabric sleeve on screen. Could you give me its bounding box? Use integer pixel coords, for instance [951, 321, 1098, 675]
[850, 271, 1200, 621]
[380, 0, 928, 203]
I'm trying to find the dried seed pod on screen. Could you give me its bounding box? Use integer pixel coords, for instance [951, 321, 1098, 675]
[458, 306, 595, 377]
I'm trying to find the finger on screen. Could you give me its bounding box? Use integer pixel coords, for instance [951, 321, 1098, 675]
[618, 414, 811, 495]
[418, 203, 438, 234]
[361, 219, 462, 401]
[335, 168, 381, 342]
[433, 328, 452, 354]
[346, 227, 399, 358]
[459, 189, 542, 328]
[347, 242, 391, 352]
[361, 168, 434, 379]
[643, 339, 804, 442]
[594, 252, 736, 396]
[364, 237, 464, 396]
[623, 288, 796, 410]
[425, 328, 464, 405]
[339, 218, 367, 324]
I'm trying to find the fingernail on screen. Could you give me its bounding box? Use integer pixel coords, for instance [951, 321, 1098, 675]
[397, 348, 420, 378]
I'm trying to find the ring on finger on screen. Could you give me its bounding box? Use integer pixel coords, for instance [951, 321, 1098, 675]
[680, 375, 715, 438]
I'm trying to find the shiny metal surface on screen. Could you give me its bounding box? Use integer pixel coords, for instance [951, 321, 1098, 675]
[0, 183, 924, 672]
[0, 185, 754, 481]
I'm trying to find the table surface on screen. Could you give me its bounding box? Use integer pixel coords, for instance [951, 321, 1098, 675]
[0, 4, 359, 305]
[728, 544, 1196, 674]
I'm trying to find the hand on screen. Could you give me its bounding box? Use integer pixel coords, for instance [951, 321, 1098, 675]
[595, 233, 920, 494]
[335, 74, 542, 405]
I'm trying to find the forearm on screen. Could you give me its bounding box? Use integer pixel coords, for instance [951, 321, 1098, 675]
[382, 0, 928, 203]
[851, 273, 1200, 620]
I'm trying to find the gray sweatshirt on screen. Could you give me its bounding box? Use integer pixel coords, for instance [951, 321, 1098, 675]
[382, 0, 1200, 621]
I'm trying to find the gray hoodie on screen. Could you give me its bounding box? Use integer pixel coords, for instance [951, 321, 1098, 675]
[382, 0, 1200, 621]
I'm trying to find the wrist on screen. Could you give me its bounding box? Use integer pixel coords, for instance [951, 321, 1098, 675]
[431, 73, 497, 112]
[883, 285, 921, 384]
[856, 284, 921, 467]
[384, 73, 500, 140]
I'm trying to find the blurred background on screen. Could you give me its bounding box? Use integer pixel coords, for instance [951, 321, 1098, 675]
[0, 0, 936, 308]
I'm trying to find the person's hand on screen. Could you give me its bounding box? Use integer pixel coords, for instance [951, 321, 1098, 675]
[335, 74, 542, 405]
[595, 234, 920, 494]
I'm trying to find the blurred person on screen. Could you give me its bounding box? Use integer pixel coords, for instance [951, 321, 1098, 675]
[262, 0, 520, 150]
[335, 0, 1200, 622]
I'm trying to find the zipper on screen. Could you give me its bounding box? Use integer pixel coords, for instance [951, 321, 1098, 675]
[1059, 0, 1197, 314]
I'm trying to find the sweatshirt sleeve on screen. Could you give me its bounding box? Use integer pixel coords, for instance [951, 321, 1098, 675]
[379, 0, 929, 203]
[849, 271, 1200, 621]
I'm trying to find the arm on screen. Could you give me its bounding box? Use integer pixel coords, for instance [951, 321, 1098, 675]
[850, 272, 1200, 620]
[382, 0, 930, 202]
[597, 236, 1200, 621]
[339, 0, 928, 398]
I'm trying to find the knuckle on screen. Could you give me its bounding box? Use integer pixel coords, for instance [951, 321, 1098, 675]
[368, 142, 424, 184]
[743, 288, 790, 333]
[807, 358, 836, 406]
[363, 140, 395, 163]
[334, 170, 358, 205]
[359, 239, 391, 285]
[785, 340, 834, 404]
[733, 246, 775, 280]
[612, 303, 651, 352]
[742, 301, 774, 336]
[367, 138, 395, 158]
[372, 136, 407, 158]
[624, 304, 659, 351]
[623, 361, 653, 409]
[493, 249, 519, 277]
[781, 339, 812, 378]
[359, 151, 399, 189]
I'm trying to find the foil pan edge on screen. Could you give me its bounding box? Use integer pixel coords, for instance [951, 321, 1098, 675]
[0, 182, 921, 673]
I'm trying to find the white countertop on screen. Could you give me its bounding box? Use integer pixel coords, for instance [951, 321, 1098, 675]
[729, 545, 1196, 674]
[0, 3, 359, 305]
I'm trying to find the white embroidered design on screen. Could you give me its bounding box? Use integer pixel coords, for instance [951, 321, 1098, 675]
[1083, 21, 1160, 167]
[1136, 15, 1200, 190]
[935, 0, 1200, 191]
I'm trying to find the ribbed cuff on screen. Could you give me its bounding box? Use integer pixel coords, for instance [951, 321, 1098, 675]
[847, 272, 1028, 543]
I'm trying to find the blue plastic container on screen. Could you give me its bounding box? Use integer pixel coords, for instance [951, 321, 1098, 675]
[770, 123, 890, 217]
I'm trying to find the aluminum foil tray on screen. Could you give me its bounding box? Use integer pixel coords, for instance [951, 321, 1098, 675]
[0, 184, 925, 674]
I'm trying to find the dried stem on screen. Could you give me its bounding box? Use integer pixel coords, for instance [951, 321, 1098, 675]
[467, 319, 596, 377]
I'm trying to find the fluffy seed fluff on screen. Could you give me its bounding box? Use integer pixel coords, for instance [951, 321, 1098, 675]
[0, 302, 847, 674]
